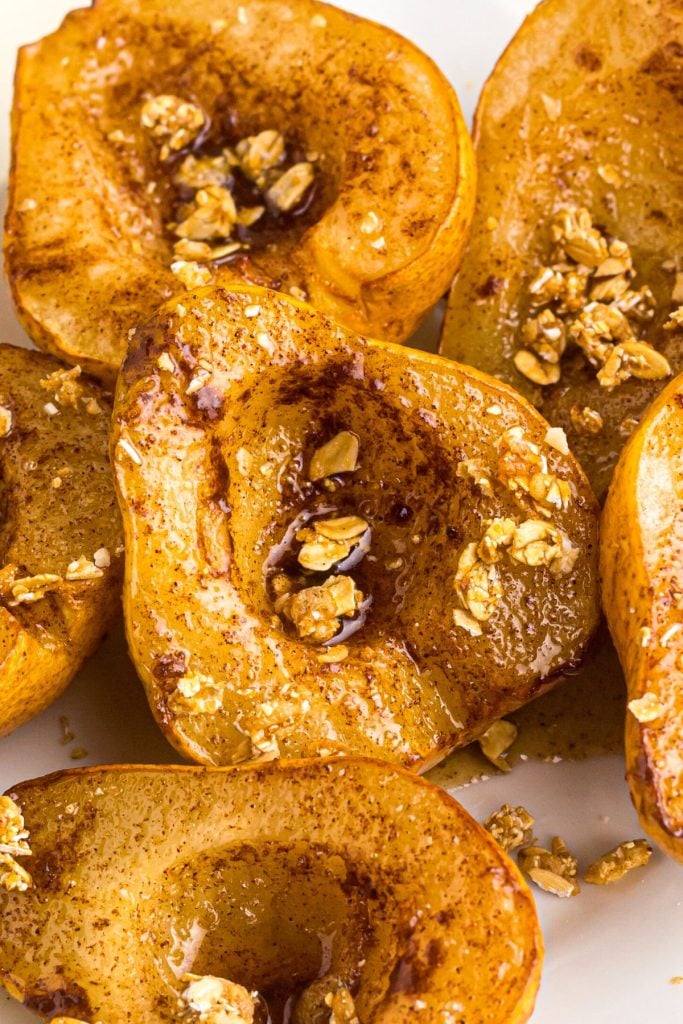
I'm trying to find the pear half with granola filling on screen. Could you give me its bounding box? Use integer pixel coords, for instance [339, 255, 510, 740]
[0, 344, 123, 735]
[7, 0, 474, 380]
[112, 286, 600, 769]
[441, 0, 683, 500]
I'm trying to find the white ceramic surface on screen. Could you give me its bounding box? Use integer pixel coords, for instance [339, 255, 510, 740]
[1, 2, 682, 1022]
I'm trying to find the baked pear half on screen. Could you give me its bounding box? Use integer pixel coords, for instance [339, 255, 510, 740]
[602, 371, 683, 863]
[0, 344, 122, 735]
[441, 0, 683, 500]
[6, 0, 474, 380]
[112, 286, 600, 768]
[0, 759, 543, 1024]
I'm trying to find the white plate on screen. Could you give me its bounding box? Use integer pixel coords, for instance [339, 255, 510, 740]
[1, 2, 682, 1022]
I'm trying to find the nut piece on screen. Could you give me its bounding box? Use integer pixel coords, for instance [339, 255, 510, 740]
[266, 162, 315, 212]
[484, 804, 534, 853]
[527, 866, 578, 898]
[0, 852, 32, 893]
[4, 572, 62, 606]
[597, 340, 672, 389]
[570, 405, 604, 435]
[175, 186, 237, 242]
[477, 518, 517, 564]
[325, 988, 360, 1024]
[141, 94, 205, 159]
[172, 673, 223, 715]
[513, 348, 561, 386]
[235, 130, 285, 187]
[509, 519, 578, 576]
[174, 152, 233, 190]
[478, 719, 518, 772]
[452, 608, 483, 637]
[309, 431, 360, 480]
[519, 836, 579, 897]
[584, 839, 652, 885]
[454, 542, 502, 623]
[0, 796, 31, 857]
[520, 308, 567, 364]
[552, 207, 608, 267]
[297, 516, 369, 572]
[282, 575, 362, 643]
[180, 973, 256, 1024]
[628, 692, 665, 724]
[65, 556, 104, 581]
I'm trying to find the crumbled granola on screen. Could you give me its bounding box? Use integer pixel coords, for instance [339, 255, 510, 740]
[174, 152, 234, 190]
[0, 852, 32, 893]
[296, 516, 369, 572]
[570, 405, 604, 435]
[456, 457, 494, 497]
[665, 306, 683, 331]
[172, 673, 223, 715]
[235, 130, 285, 188]
[597, 340, 672, 389]
[171, 260, 212, 289]
[628, 692, 665, 724]
[325, 988, 360, 1024]
[584, 839, 652, 885]
[5, 572, 62, 606]
[39, 365, 84, 408]
[454, 542, 502, 622]
[519, 836, 579, 897]
[266, 162, 315, 212]
[175, 186, 237, 241]
[65, 556, 104, 581]
[484, 804, 534, 853]
[0, 796, 31, 857]
[140, 95, 205, 160]
[282, 575, 361, 643]
[477, 517, 517, 564]
[309, 431, 360, 480]
[551, 207, 608, 267]
[180, 973, 256, 1024]
[509, 519, 578, 575]
[515, 206, 668, 391]
[478, 719, 518, 772]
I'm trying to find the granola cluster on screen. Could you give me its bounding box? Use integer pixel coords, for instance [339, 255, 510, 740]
[514, 206, 672, 395]
[270, 432, 366, 658]
[484, 801, 653, 898]
[180, 973, 257, 1024]
[0, 796, 33, 893]
[140, 100, 316, 289]
[453, 514, 577, 635]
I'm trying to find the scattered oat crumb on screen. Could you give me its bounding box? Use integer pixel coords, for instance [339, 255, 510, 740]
[117, 437, 142, 466]
[93, 547, 111, 569]
[59, 715, 75, 745]
[544, 426, 569, 455]
[43, 402, 59, 417]
[70, 747, 88, 760]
